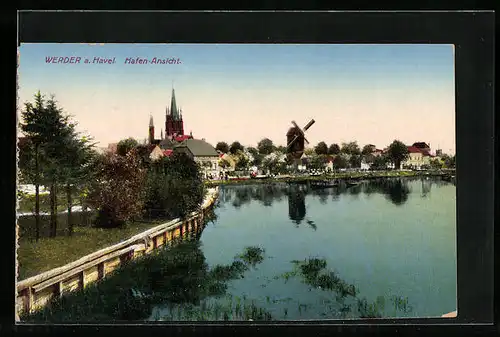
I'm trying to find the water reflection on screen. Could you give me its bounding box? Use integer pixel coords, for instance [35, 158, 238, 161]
[287, 186, 306, 225]
[220, 177, 452, 215]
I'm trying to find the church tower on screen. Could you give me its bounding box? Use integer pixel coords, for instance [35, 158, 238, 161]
[165, 87, 185, 138]
[148, 115, 155, 144]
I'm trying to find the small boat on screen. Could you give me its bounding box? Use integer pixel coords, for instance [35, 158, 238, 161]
[310, 180, 339, 189]
[345, 180, 361, 187]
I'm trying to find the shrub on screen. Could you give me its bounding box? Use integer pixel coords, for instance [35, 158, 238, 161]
[88, 152, 146, 228]
[143, 152, 205, 220]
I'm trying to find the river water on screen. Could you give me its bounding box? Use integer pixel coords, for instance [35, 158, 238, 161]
[151, 177, 456, 320]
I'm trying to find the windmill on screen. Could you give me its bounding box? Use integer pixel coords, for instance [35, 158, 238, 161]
[286, 119, 315, 172]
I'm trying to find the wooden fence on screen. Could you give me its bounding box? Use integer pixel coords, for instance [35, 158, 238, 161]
[16, 187, 219, 319]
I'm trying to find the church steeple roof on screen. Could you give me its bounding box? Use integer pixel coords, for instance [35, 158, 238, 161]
[170, 88, 180, 120]
[149, 114, 154, 127]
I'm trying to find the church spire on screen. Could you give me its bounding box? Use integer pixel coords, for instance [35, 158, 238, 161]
[149, 114, 154, 127]
[170, 87, 179, 120]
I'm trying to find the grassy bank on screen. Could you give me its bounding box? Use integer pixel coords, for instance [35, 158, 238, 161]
[205, 170, 453, 187]
[17, 219, 165, 280]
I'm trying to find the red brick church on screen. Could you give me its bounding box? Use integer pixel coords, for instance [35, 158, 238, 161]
[148, 87, 194, 148]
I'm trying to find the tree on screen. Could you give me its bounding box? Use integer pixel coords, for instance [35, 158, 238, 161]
[257, 138, 275, 155]
[429, 158, 443, 170]
[386, 140, 409, 170]
[304, 148, 315, 156]
[229, 141, 244, 155]
[143, 152, 205, 219]
[215, 141, 229, 154]
[370, 155, 389, 170]
[340, 141, 361, 155]
[235, 154, 249, 170]
[60, 135, 98, 236]
[20, 92, 80, 238]
[275, 145, 287, 153]
[349, 154, 362, 168]
[314, 142, 328, 155]
[219, 158, 231, 170]
[332, 154, 349, 170]
[309, 155, 326, 171]
[246, 147, 263, 167]
[328, 143, 340, 155]
[88, 152, 147, 228]
[117, 138, 139, 156]
[442, 154, 456, 169]
[362, 144, 376, 155]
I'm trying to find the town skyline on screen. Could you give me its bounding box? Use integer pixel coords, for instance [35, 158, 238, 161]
[18, 43, 456, 154]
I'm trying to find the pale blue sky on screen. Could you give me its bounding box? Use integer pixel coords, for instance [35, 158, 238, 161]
[18, 43, 456, 154]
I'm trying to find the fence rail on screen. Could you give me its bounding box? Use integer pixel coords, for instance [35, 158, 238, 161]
[16, 187, 219, 318]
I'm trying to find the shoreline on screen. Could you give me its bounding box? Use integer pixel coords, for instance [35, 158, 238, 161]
[205, 170, 455, 187]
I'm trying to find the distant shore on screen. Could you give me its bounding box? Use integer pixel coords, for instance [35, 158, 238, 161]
[204, 170, 455, 187]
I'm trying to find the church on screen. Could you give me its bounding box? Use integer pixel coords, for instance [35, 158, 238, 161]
[146, 87, 220, 177]
[148, 87, 194, 148]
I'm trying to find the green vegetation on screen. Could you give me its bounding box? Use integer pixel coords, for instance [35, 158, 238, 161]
[274, 257, 413, 319]
[18, 91, 208, 281]
[21, 242, 268, 322]
[17, 219, 163, 280]
[204, 169, 451, 187]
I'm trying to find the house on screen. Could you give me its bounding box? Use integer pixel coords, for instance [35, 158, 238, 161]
[219, 153, 236, 171]
[149, 145, 164, 161]
[403, 145, 435, 169]
[412, 142, 431, 153]
[173, 138, 220, 177]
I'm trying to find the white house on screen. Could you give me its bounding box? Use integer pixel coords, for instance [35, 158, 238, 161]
[174, 139, 220, 177]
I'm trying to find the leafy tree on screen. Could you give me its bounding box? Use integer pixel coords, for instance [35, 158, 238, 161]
[144, 152, 205, 219]
[275, 145, 287, 153]
[349, 154, 362, 168]
[340, 141, 361, 155]
[332, 154, 349, 170]
[215, 141, 229, 154]
[88, 152, 147, 228]
[363, 153, 376, 164]
[442, 154, 456, 169]
[429, 158, 443, 170]
[235, 154, 249, 170]
[219, 158, 231, 169]
[257, 138, 275, 155]
[304, 148, 315, 156]
[362, 144, 376, 155]
[314, 142, 328, 155]
[328, 143, 341, 155]
[229, 141, 244, 155]
[245, 147, 263, 167]
[309, 155, 326, 170]
[371, 155, 389, 170]
[387, 140, 409, 170]
[117, 138, 139, 156]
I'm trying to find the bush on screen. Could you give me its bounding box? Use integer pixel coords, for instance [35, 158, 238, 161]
[143, 152, 205, 220]
[88, 152, 146, 228]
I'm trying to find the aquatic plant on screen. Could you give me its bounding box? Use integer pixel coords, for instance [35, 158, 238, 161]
[21, 241, 267, 322]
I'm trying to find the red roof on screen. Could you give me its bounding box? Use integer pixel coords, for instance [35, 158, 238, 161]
[174, 135, 192, 142]
[163, 149, 173, 157]
[407, 146, 422, 153]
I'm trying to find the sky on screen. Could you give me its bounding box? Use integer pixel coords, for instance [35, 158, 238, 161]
[18, 43, 456, 154]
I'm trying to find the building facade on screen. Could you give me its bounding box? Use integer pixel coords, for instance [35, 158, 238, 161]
[148, 87, 194, 147]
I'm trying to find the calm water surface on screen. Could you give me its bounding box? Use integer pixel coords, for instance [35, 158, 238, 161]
[154, 177, 456, 320]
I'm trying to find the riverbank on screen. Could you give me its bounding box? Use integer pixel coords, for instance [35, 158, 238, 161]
[204, 170, 455, 187]
[17, 188, 218, 280]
